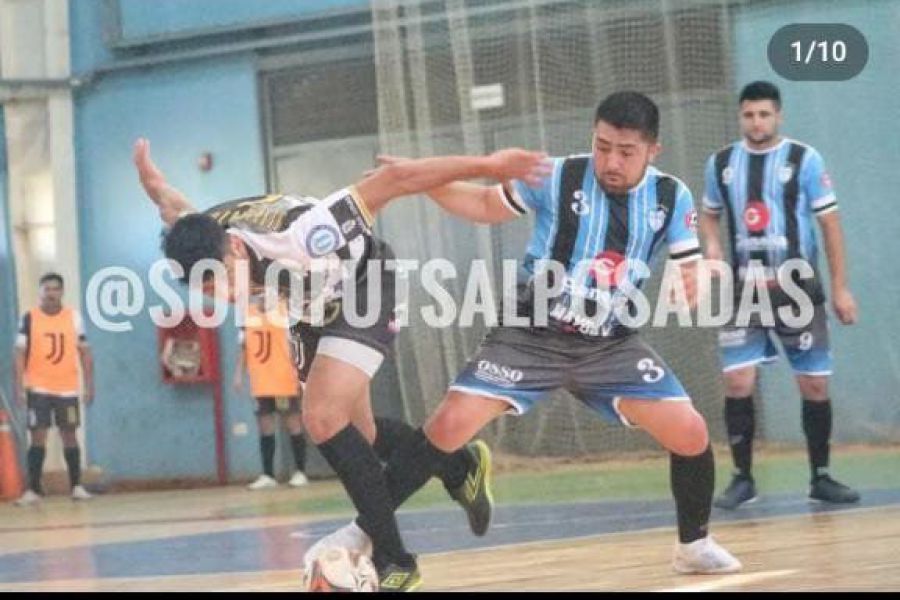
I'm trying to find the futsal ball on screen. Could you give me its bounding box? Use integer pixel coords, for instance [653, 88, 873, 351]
[303, 547, 379, 593]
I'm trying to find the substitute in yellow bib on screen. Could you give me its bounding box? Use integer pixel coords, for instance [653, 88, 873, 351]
[13, 273, 95, 506]
[234, 300, 308, 490]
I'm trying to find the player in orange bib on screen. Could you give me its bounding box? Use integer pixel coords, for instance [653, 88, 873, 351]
[234, 300, 309, 490]
[13, 273, 95, 506]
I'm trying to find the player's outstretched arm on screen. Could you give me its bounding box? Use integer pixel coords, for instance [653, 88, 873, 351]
[133, 138, 197, 227]
[354, 148, 550, 217]
[361, 151, 549, 224]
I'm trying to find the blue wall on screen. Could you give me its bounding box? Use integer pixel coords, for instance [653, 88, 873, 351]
[74, 54, 269, 480]
[0, 112, 20, 421]
[70, 0, 329, 480]
[71, 0, 369, 74]
[69, 0, 371, 483]
[116, 0, 367, 42]
[733, 0, 900, 442]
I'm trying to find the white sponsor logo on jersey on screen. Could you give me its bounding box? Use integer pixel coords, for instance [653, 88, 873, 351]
[474, 360, 524, 388]
[718, 329, 747, 348]
[736, 235, 788, 252]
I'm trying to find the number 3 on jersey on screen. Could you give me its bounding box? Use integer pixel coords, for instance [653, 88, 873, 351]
[637, 357, 665, 383]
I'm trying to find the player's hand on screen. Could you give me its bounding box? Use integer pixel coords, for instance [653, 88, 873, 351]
[704, 244, 724, 263]
[16, 387, 27, 408]
[675, 260, 699, 310]
[375, 155, 407, 167]
[134, 138, 167, 197]
[488, 148, 552, 187]
[82, 389, 94, 406]
[832, 286, 858, 325]
[699, 256, 727, 282]
[363, 155, 409, 179]
[133, 138, 195, 226]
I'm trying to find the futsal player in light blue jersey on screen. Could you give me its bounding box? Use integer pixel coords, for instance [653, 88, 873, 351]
[700, 81, 860, 509]
[314, 92, 743, 577]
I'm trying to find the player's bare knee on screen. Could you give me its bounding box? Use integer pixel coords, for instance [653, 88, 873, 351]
[724, 369, 755, 397]
[257, 416, 276, 436]
[797, 375, 829, 401]
[286, 414, 304, 435]
[302, 408, 347, 444]
[60, 429, 79, 446]
[424, 408, 469, 452]
[671, 410, 709, 456]
[350, 413, 377, 445]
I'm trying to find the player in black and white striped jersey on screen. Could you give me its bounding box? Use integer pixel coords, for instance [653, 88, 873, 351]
[134, 138, 550, 590]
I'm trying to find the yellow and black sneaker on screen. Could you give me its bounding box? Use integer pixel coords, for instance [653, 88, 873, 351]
[449, 439, 494, 537]
[378, 563, 423, 592]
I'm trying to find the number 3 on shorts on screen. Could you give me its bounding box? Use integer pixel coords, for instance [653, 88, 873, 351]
[637, 358, 665, 383]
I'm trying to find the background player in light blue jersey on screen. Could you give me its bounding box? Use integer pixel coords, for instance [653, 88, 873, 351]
[700, 81, 860, 509]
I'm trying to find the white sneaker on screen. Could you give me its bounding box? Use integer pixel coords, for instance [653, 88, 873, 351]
[673, 536, 742, 574]
[247, 474, 279, 491]
[71, 485, 93, 501]
[303, 520, 372, 571]
[288, 471, 309, 488]
[14, 490, 42, 507]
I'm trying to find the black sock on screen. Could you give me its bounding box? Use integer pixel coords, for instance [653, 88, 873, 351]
[372, 417, 418, 463]
[289, 433, 306, 472]
[802, 399, 831, 481]
[372, 418, 471, 492]
[440, 444, 473, 492]
[260, 435, 276, 477]
[671, 445, 715, 544]
[317, 425, 414, 570]
[27, 446, 46, 495]
[388, 428, 472, 511]
[63, 446, 82, 488]
[724, 396, 755, 479]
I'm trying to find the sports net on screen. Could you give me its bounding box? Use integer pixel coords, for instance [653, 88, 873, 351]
[369, 0, 737, 456]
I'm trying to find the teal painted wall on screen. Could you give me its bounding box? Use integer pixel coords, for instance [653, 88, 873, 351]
[733, 0, 900, 442]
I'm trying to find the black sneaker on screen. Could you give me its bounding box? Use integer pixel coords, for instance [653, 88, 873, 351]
[713, 474, 758, 510]
[378, 562, 423, 592]
[809, 475, 860, 504]
[448, 440, 494, 536]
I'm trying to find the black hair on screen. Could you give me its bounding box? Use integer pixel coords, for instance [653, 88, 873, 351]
[162, 213, 229, 283]
[594, 91, 660, 141]
[39, 272, 64, 287]
[739, 80, 781, 109]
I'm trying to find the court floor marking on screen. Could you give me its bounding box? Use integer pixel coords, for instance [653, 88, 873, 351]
[654, 569, 799, 592]
[419, 501, 900, 560]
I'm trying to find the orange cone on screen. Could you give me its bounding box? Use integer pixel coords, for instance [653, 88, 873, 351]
[0, 409, 24, 500]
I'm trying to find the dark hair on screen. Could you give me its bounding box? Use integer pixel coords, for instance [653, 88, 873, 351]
[39, 272, 64, 287]
[162, 213, 229, 283]
[739, 80, 781, 109]
[594, 91, 660, 141]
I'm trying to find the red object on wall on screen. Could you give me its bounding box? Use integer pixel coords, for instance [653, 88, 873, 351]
[157, 315, 227, 484]
[157, 317, 220, 384]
